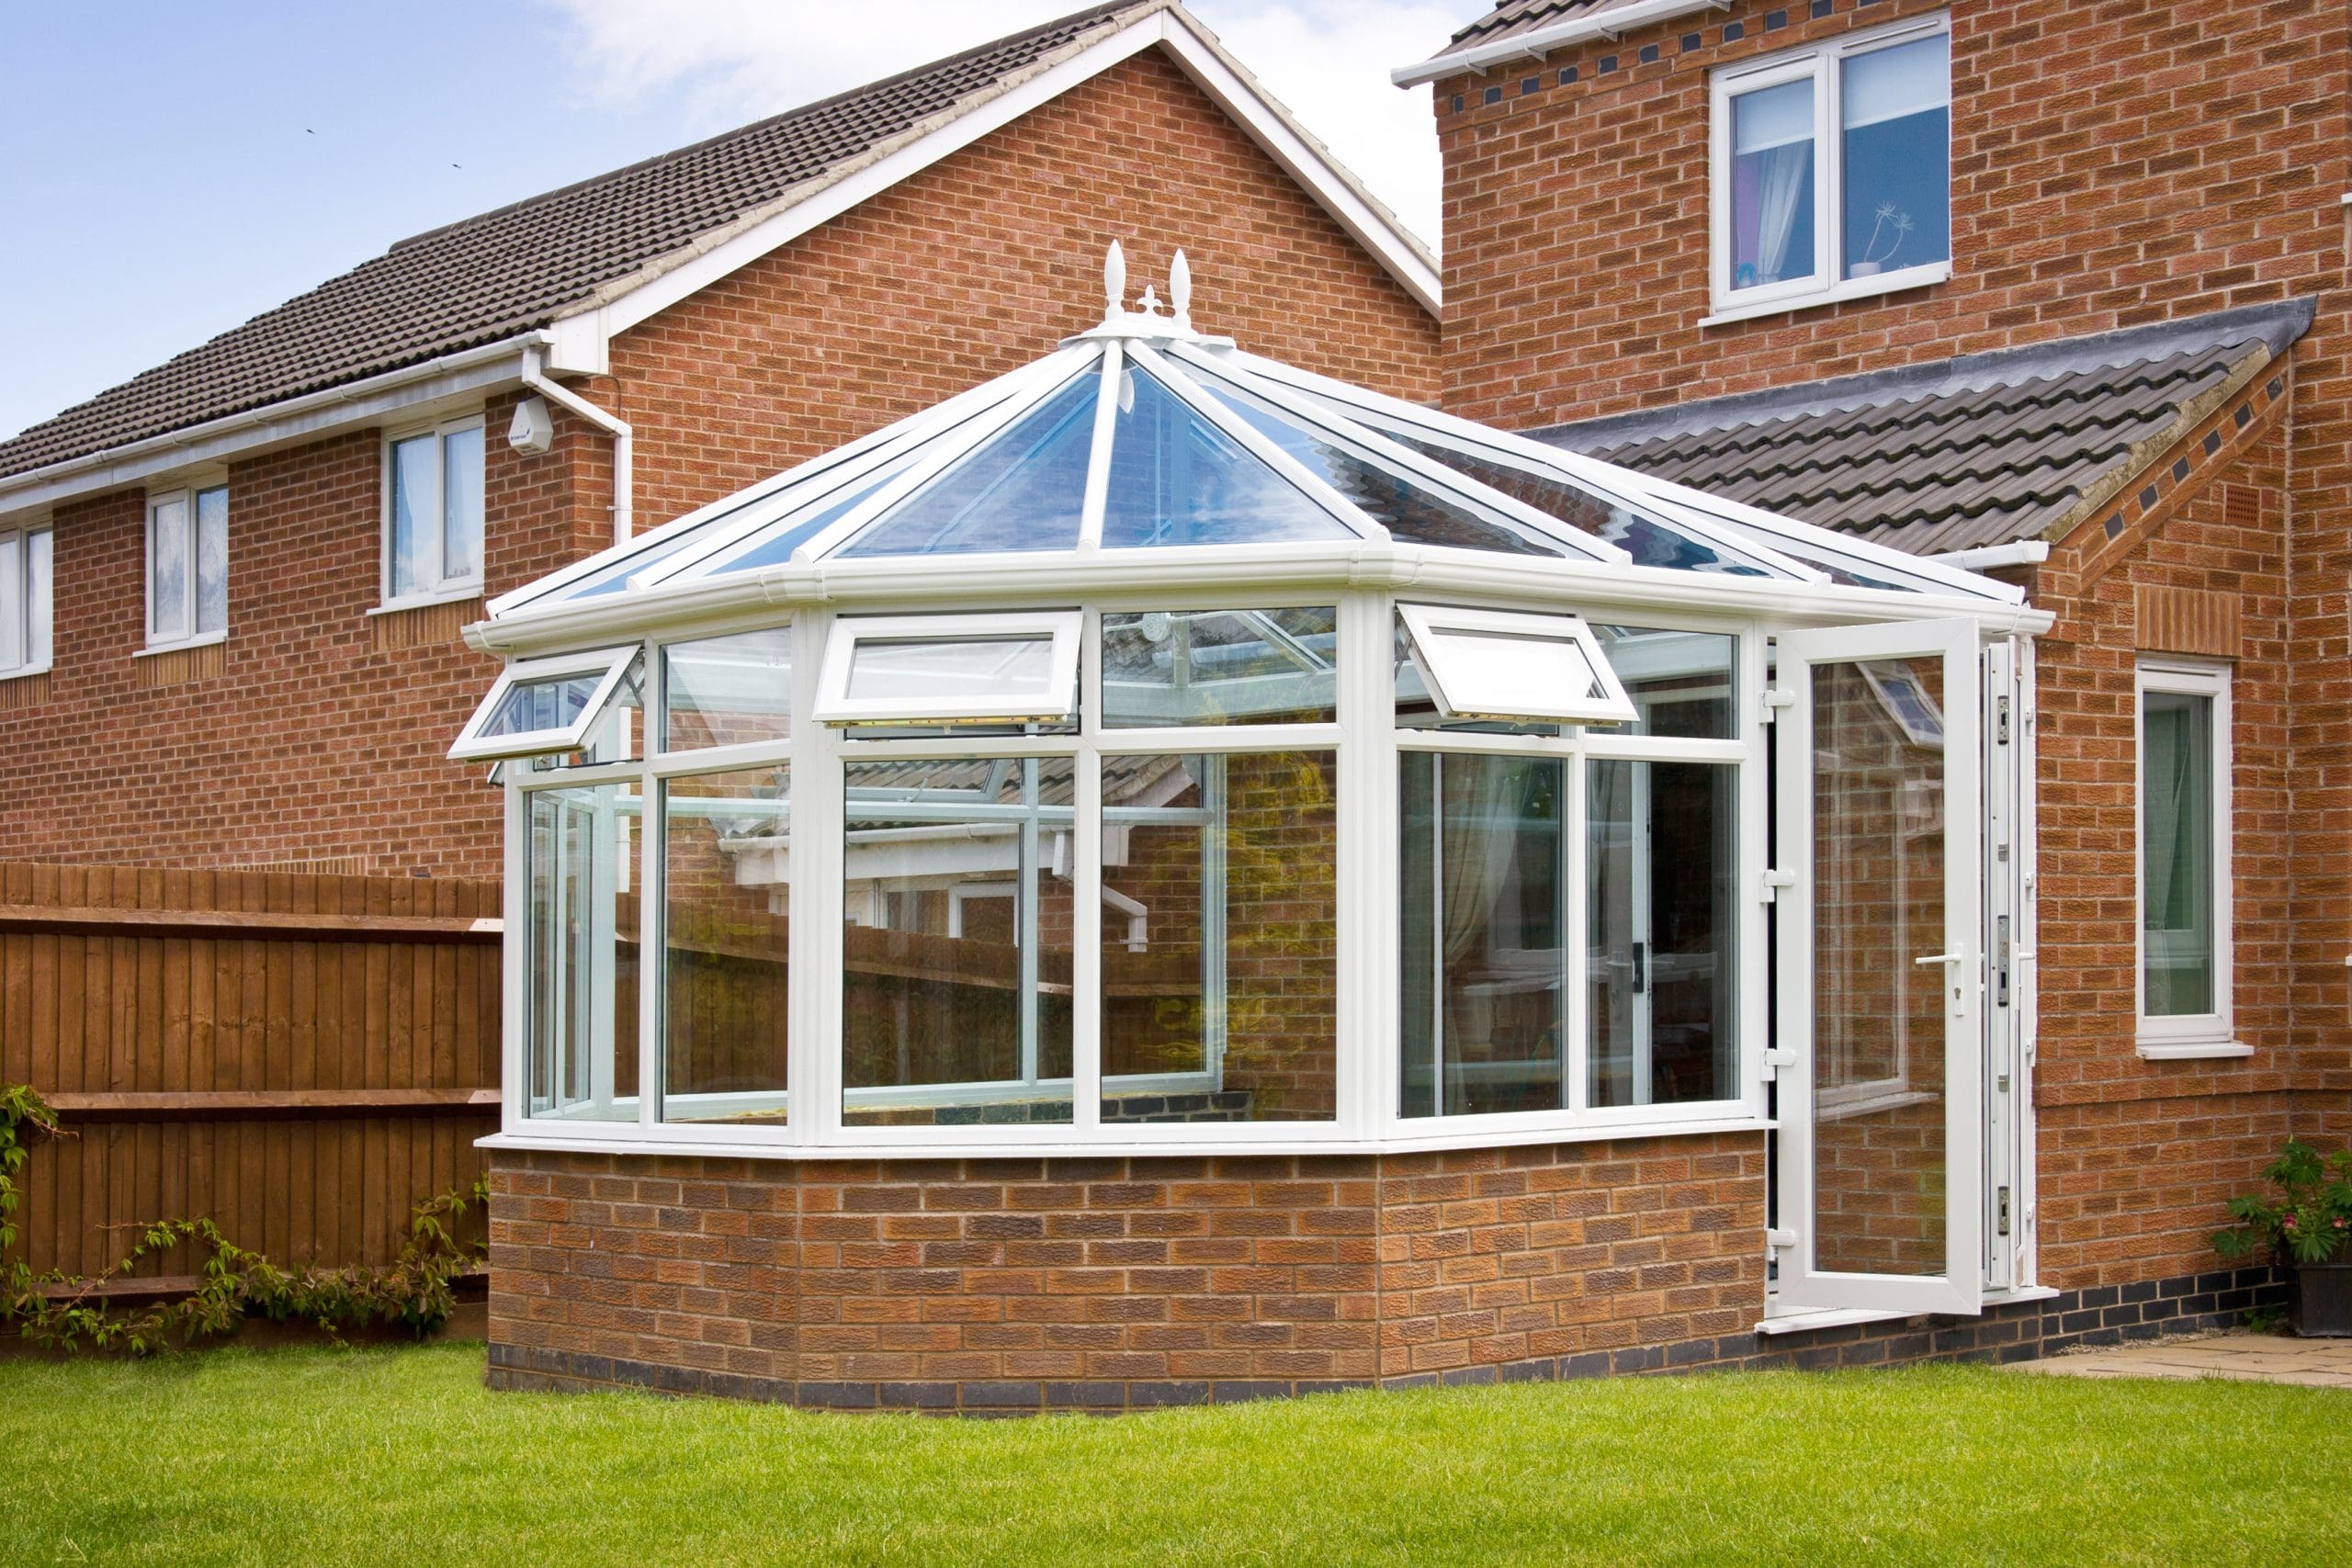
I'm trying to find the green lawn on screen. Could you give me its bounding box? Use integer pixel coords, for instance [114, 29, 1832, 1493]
[3, 1344, 2346, 1565]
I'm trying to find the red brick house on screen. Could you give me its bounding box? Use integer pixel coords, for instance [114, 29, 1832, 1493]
[1395, 0, 2349, 1352]
[0, 0, 1439, 878]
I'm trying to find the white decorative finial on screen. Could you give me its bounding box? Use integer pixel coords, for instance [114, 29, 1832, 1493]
[1103, 241, 1127, 325]
[1137, 284, 1164, 315]
[1170, 250, 1193, 332]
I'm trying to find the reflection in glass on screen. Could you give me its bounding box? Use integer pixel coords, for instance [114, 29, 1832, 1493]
[389, 434, 434, 597]
[1102, 367, 1355, 547]
[1102, 752, 1339, 1122]
[150, 495, 188, 640]
[842, 758, 1076, 1123]
[844, 635, 1057, 707]
[1840, 35, 1951, 279]
[195, 487, 228, 636]
[1811, 656, 1948, 1276]
[1588, 760, 1736, 1107]
[442, 423, 484, 584]
[2142, 688, 2214, 1017]
[1400, 751, 1566, 1117]
[1730, 78, 1816, 289]
[1102, 606, 1338, 727]
[664, 626, 792, 750]
[1592, 626, 1736, 739]
[663, 768, 791, 1123]
[526, 782, 639, 1122]
[838, 373, 1095, 557]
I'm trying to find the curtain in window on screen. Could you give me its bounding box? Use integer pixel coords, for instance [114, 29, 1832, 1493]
[1732, 79, 1815, 288]
[2142, 692, 2213, 1016]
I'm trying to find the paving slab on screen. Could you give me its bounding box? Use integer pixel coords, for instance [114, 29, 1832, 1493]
[2015, 1330, 2352, 1388]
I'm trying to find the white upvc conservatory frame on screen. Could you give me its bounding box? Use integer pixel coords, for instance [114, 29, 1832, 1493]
[813, 609, 1083, 726]
[1396, 603, 1639, 725]
[450, 644, 640, 762]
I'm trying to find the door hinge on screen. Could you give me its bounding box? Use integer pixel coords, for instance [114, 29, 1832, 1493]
[1766, 1227, 1797, 1251]
[1760, 1046, 1797, 1081]
[1996, 694, 2011, 745]
[1996, 1186, 2012, 1237]
[1760, 869, 1796, 904]
[1760, 688, 1795, 725]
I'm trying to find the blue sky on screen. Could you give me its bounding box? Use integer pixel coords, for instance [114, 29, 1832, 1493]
[0, 1, 1455, 442]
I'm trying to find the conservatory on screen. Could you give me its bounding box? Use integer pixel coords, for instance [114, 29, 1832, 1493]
[465, 249, 2050, 1333]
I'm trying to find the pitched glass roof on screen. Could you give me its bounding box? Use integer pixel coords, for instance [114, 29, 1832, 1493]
[492, 249, 2022, 618]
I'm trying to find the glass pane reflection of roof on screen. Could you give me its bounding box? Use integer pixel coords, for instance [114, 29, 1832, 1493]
[1102, 367, 1354, 547]
[836, 372, 1095, 558]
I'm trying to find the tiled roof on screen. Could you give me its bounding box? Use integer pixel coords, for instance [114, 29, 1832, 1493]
[1396, 0, 1699, 80]
[1532, 300, 2315, 557]
[0, 1, 1159, 481]
[1446, 1, 1656, 50]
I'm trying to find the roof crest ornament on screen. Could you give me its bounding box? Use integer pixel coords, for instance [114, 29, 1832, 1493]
[1070, 241, 1231, 348]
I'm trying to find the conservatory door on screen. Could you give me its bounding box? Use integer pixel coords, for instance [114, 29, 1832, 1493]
[1772, 618, 1983, 1316]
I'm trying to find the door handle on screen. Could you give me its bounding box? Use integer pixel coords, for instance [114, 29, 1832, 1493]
[1913, 953, 1962, 966]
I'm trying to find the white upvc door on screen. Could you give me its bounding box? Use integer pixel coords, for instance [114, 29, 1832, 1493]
[1772, 618, 1984, 1316]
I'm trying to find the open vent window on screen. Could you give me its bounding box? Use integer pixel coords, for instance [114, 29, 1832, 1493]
[813, 610, 1081, 727]
[1397, 604, 1637, 726]
[450, 646, 642, 761]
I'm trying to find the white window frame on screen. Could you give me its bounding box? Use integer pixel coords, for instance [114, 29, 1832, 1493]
[1397, 603, 1638, 726]
[2134, 660, 2239, 1056]
[0, 523, 52, 678]
[1707, 13, 1953, 323]
[380, 412, 486, 610]
[813, 610, 1082, 727]
[141, 485, 228, 652]
[451, 645, 641, 761]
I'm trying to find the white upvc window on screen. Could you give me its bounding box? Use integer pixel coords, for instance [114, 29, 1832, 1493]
[452, 645, 643, 761]
[813, 610, 1082, 727]
[0, 524, 53, 678]
[1397, 604, 1637, 726]
[144, 486, 228, 650]
[1709, 13, 1952, 321]
[383, 414, 485, 607]
[2136, 660, 2236, 1055]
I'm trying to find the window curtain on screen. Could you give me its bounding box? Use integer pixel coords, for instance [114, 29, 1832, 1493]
[1438, 753, 1531, 967]
[1750, 143, 1810, 283]
[2142, 694, 2212, 1015]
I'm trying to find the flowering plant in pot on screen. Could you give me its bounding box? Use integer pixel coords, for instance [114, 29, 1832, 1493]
[2212, 1137, 2352, 1336]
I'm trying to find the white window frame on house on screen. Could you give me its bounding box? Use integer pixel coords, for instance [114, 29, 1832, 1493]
[1706, 12, 1953, 325]
[379, 412, 487, 611]
[141, 485, 229, 653]
[451, 645, 642, 761]
[813, 610, 1083, 727]
[1396, 604, 1639, 726]
[0, 522, 53, 679]
[2134, 659, 2240, 1057]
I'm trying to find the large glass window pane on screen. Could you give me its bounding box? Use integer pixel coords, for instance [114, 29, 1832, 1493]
[1593, 626, 1736, 739]
[842, 757, 1076, 1124]
[837, 373, 1095, 558]
[1102, 751, 1339, 1123]
[25, 530, 50, 669]
[1729, 77, 1816, 290]
[662, 767, 791, 1124]
[1400, 751, 1567, 1118]
[1840, 35, 1951, 279]
[1102, 367, 1355, 547]
[2143, 688, 2215, 1018]
[663, 626, 792, 750]
[525, 782, 639, 1122]
[442, 423, 484, 585]
[194, 486, 228, 637]
[149, 495, 188, 641]
[1588, 760, 1737, 1108]
[1102, 606, 1338, 727]
[389, 434, 435, 598]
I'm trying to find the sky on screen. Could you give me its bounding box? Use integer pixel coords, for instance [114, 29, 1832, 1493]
[0, 0, 1464, 443]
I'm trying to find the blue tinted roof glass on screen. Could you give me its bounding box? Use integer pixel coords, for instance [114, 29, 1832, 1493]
[1102, 367, 1355, 547]
[835, 373, 1095, 558]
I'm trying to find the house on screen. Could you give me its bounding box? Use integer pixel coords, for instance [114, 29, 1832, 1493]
[0, 0, 1439, 878]
[1394, 0, 2349, 1359]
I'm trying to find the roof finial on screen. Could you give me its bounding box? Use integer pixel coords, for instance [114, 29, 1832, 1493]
[1170, 249, 1193, 333]
[1137, 283, 1164, 315]
[1103, 241, 1126, 326]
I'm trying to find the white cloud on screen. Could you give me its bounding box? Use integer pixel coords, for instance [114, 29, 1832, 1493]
[537, 0, 1454, 245]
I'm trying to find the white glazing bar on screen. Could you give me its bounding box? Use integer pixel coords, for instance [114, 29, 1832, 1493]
[1738, 624, 1771, 1122]
[1074, 342, 1124, 554]
[1072, 606, 1104, 1132]
[1564, 726, 1593, 1114]
[797, 611, 841, 1146]
[1340, 589, 1394, 1135]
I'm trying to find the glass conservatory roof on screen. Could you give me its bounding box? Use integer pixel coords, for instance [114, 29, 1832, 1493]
[492, 247, 2021, 619]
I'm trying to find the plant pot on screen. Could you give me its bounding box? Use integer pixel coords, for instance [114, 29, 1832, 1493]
[1849, 262, 1883, 277]
[2290, 1260, 2352, 1337]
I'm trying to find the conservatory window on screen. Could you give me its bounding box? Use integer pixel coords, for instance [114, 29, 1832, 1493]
[524, 781, 639, 1122]
[1397, 604, 1636, 726]
[1101, 606, 1338, 727]
[384, 415, 485, 604]
[1712, 16, 1951, 314]
[145, 486, 227, 649]
[2138, 661, 2233, 1048]
[815, 611, 1080, 726]
[1101, 367, 1356, 547]
[451, 646, 642, 761]
[662, 626, 793, 750]
[834, 373, 1096, 558]
[0, 525, 51, 678]
[662, 766, 792, 1124]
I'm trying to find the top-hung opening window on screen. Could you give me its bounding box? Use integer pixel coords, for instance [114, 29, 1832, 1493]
[813, 611, 1081, 727]
[451, 646, 642, 761]
[1712, 15, 1951, 319]
[1397, 604, 1636, 726]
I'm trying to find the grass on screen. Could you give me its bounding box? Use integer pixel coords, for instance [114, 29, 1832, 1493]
[3, 1345, 2347, 1565]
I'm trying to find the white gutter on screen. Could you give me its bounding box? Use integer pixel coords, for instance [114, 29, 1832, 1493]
[1928, 540, 2050, 571]
[1393, 0, 1726, 87]
[520, 345, 633, 545]
[0, 333, 546, 519]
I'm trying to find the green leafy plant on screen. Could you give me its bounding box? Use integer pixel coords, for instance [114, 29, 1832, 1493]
[2212, 1137, 2352, 1267]
[2, 1080, 486, 1354]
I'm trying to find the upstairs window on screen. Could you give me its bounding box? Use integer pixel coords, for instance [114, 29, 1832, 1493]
[1712, 16, 1951, 317]
[384, 414, 485, 605]
[145, 486, 227, 649]
[0, 524, 52, 677]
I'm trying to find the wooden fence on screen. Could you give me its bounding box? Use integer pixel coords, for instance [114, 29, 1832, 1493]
[0, 863, 502, 1289]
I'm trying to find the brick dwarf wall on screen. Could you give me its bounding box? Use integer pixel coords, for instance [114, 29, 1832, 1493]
[0, 45, 1437, 876]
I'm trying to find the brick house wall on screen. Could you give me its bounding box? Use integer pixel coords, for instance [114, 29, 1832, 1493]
[1422, 0, 2351, 1294]
[0, 48, 1438, 877]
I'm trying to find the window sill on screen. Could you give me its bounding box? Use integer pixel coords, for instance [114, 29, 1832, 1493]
[135, 631, 227, 659]
[1756, 1285, 2060, 1336]
[0, 663, 52, 682]
[2135, 1040, 2254, 1061]
[1700, 261, 1951, 329]
[371, 588, 484, 617]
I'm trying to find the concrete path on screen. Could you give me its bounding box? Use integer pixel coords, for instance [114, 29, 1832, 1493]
[2016, 1330, 2352, 1389]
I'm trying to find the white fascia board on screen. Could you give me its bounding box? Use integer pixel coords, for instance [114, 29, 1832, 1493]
[560, 10, 1439, 360]
[0, 333, 542, 522]
[1392, 0, 1727, 87]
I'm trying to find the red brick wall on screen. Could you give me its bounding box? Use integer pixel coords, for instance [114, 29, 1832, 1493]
[0, 44, 1436, 876]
